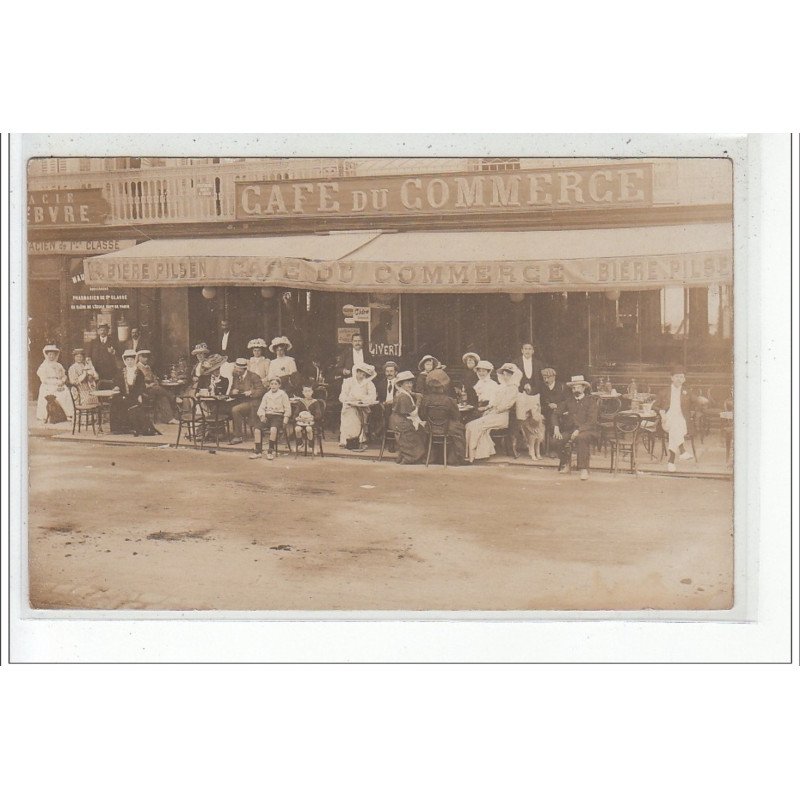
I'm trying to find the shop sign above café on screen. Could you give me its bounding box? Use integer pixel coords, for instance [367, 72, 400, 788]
[27, 189, 109, 227]
[235, 164, 654, 220]
[85, 250, 731, 293]
[28, 239, 137, 255]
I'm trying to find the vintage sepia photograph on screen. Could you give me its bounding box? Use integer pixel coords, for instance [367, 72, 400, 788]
[25, 152, 735, 612]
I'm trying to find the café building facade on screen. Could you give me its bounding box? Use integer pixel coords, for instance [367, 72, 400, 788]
[27, 157, 733, 393]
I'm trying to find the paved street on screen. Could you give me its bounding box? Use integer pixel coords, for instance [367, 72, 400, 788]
[27, 435, 734, 611]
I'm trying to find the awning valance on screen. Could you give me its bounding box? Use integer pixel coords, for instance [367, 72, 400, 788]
[84, 224, 732, 293]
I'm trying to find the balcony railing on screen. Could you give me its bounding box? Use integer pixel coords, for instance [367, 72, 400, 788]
[26, 160, 352, 225]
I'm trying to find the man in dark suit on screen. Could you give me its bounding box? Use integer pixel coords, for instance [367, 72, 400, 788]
[513, 342, 545, 396]
[86, 323, 121, 386]
[341, 332, 368, 377]
[121, 325, 149, 354]
[539, 367, 567, 450]
[216, 318, 240, 361]
[373, 360, 399, 406]
[553, 375, 598, 480]
[369, 360, 399, 441]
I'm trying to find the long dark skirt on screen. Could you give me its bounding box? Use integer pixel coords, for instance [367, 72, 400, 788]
[110, 396, 160, 435]
[441, 421, 467, 465]
[390, 414, 427, 464]
[146, 386, 177, 424]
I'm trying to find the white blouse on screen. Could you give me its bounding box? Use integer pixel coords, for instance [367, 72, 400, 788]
[339, 376, 377, 405]
[474, 377, 499, 406]
[248, 355, 270, 381]
[37, 360, 67, 388]
[267, 356, 297, 380]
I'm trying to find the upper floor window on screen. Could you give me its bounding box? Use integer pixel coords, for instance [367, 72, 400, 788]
[478, 157, 520, 172]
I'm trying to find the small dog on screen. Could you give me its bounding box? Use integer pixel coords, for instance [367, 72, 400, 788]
[514, 387, 545, 460]
[45, 394, 68, 424]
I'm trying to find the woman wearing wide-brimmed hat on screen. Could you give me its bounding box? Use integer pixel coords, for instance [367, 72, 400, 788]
[338, 363, 377, 450]
[196, 353, 230, 396]
[109, 349, 159, 435]
[246, 338, 271, 383]
[415, 354, 441, 395]
[36, 344, 74, 423]
[67, 348, 99, 410]
[419, 368, 466, 464]
[458, 351, 482, 410]
[188, 342, 211, 390]
[387, 370, 426, 464]
[465, 363, 520, 463]
[473, 360, 499, 412]
[266, 336, 298, 392]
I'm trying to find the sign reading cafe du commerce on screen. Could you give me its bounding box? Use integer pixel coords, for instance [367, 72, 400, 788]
[85, 252, 733, 293]
[235, 164, 654, 219]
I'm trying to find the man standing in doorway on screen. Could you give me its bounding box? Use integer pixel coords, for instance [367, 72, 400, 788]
[342, 332, 367, 377]
[87, 323, 121, 386]
[217, 318, 238, 361]
[122, 325, 148, 354]
[513, 342, 545, 396]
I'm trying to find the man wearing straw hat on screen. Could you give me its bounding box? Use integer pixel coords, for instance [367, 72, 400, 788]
[553, 375, 599, 480]
[228, 357, 267, 445]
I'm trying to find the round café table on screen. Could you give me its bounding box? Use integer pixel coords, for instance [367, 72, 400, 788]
[348, 400, 378, 448]
[458, 403, 474, 422]
[89, 388, 120, 432]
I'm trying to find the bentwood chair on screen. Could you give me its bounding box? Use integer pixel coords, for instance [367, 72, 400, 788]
[377, 404, 397, 462]
[197, 397, 232, 449]
[609, 413, 642, 475]
[176, 396, 203, 448]
[649, 420, 699, 464]
[295, 401, 326, 458]
[424, 405, 460, 467]
[69, 385, 102, 436]
[597, 396, 622, 454]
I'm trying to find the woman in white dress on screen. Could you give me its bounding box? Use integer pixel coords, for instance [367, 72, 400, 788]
[473, 360, 499, 412]
[338, 363, 377, 449]
[465, 362, 520, 463]
[247, 338, 271, 383]
[267, 336, 298, 393]
[36, 344, 74, 422]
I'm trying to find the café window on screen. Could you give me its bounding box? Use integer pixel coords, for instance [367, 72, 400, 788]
[707, 284, 733, 339]
[478, 157, 521, 172]
[661, 287, 686, 337]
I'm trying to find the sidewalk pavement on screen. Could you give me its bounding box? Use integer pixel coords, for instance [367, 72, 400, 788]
[33, 402, 732, 479]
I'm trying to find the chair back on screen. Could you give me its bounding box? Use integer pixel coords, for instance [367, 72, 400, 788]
[599, 396, 622, 417]
[424, 402, 451, 436]
[614, 413, 641, 444]
[180, 395, 203, 420]
[69, 385, 80, 405]
[315, 399, 327, 427]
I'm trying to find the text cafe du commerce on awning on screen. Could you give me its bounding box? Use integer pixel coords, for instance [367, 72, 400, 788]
[82, 161, 734, 385]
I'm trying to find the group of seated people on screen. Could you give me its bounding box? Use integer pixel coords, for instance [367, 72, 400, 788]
[37, 327, 705, 476]
[36, 340, 170, 436]
[359, 347, 565, 467]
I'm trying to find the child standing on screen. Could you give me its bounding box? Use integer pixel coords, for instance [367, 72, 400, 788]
[250, 377, 291, 460]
